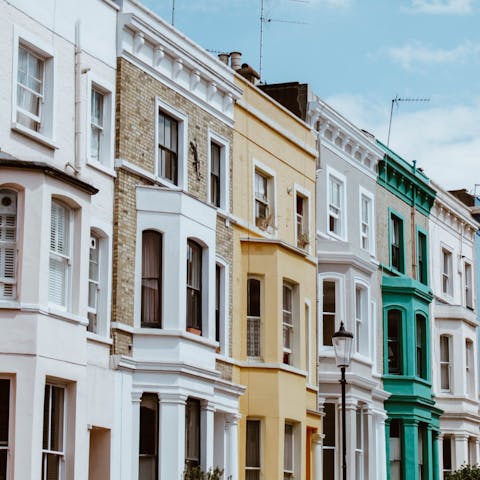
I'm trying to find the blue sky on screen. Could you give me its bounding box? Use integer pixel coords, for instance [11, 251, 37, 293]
[143, 0, 480, 191]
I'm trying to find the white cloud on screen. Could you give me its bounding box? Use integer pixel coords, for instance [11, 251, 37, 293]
[406, 0, 475, 14]
[385, 41, 480, 70]
[325, 93, 480, 190]
[319, 0, 353, 8]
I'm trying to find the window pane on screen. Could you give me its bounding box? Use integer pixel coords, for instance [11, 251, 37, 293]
[388, 310, 402, 374]
[247, 279, 261, 317]
[0, 380, 9, 445]
[141, 231, 162, 327]
[186, 241, 202, 330]
[185, 399, 200, 466]
[323, 282, 335, 346]
[323, 404, 335, 447]
[246, 420, 260, 468]
[284, 424, 293, 472]
[139, 392, 158, 480]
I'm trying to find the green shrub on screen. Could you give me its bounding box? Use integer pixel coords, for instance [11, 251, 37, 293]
[447, 464, 480, 479]
[183, 465, 224, 480]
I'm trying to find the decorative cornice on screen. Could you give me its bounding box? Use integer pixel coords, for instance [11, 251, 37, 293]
[376, 141, 436, 216]
[306, 96, 383, 176]
[117, 3, 242, 124]
[430, 181, 479, 239]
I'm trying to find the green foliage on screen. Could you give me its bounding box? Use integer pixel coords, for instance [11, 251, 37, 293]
[447, 464, 480, 479]
[183, 465, 224, 480]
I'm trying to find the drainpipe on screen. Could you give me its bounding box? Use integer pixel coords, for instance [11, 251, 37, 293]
[74, 21, 83, 172]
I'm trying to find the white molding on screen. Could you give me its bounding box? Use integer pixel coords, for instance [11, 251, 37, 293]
[237, 99, 317, 158]
[358, 185, 376, 256]
[326, 165, 348, 241]
[207, 129, 230, 213]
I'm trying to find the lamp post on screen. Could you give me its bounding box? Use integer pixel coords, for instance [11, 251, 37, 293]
[332, 321, 354, 480]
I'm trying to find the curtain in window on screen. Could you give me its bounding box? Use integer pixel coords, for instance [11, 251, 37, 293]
[185, 398, 200, 467]
[186, 240, 202, 330]
[141, 231, 162, 328]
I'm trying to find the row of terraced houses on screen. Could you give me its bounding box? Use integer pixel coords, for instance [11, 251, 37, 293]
[0, 0, 479, 479]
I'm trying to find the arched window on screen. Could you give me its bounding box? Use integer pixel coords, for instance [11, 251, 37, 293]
[387, 309, 402, 375]
[0, 189, 17, 300]
[141, 231, 162, 328]
[186, 240, 202, 332]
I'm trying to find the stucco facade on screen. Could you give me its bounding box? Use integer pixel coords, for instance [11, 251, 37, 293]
[231, 75, 320, 480]
[0, 0, 118, 478]
[429, 184, 480, 476]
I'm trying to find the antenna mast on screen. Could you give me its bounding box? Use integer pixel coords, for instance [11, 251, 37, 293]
[258, 0, 307, 79]
[171, 0, 176, 25]
[387, 95, 430, 146]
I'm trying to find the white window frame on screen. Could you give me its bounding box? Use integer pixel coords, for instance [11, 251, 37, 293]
[358, 187, 374, 254]
[355, 406, 366, 480]
[154, 97, 188, 190]
[293, 184, 311, 252]
[207, 131, 230, 213]
[247, 276, 262, 359]
[0, 189, 18, 301]
[464, 261, 473, 309]
[442, 435, 453, 477]
[441, 247, 453, 297]
[86, 74, 114, 171]
[11, 26, 55, 148]
[322, 402, 338, 480]
[215, 258, 229, 357]
[252, 160, 276, 234]
[48, 199, 73, 310]
[282, 283, 294, 366]
[87, 228, 110, 336]
[42, 383, 66, 480]
[305, 299, 312, 384]
[319, 274, 345, 350]
[465, 339, 474, 397]
[326, 167, 347, 240]
[439, 334, 452, 393]
[354, 281, 370, 360]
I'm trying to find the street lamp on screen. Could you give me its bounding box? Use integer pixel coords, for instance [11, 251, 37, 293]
[332, 321, 354, 480]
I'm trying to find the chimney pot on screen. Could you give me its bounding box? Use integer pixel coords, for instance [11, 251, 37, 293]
[218, 53, 229, 65]
[230, 51, 242, 71]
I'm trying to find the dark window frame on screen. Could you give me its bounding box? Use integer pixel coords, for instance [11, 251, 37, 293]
[186, 240, 202, 332]
[157, 110, 179, 185]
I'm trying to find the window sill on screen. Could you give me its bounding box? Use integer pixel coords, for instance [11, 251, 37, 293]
[86, 331, 113, 346]
[0, 300, 21, 309]
[133, 328, 218, 348]
[48, 306, 88, 326]
[86, 159, 116, 178]
[11, 122, 58, 150]
[153, 175, 183, 190]
[326, 231, 347, 242]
